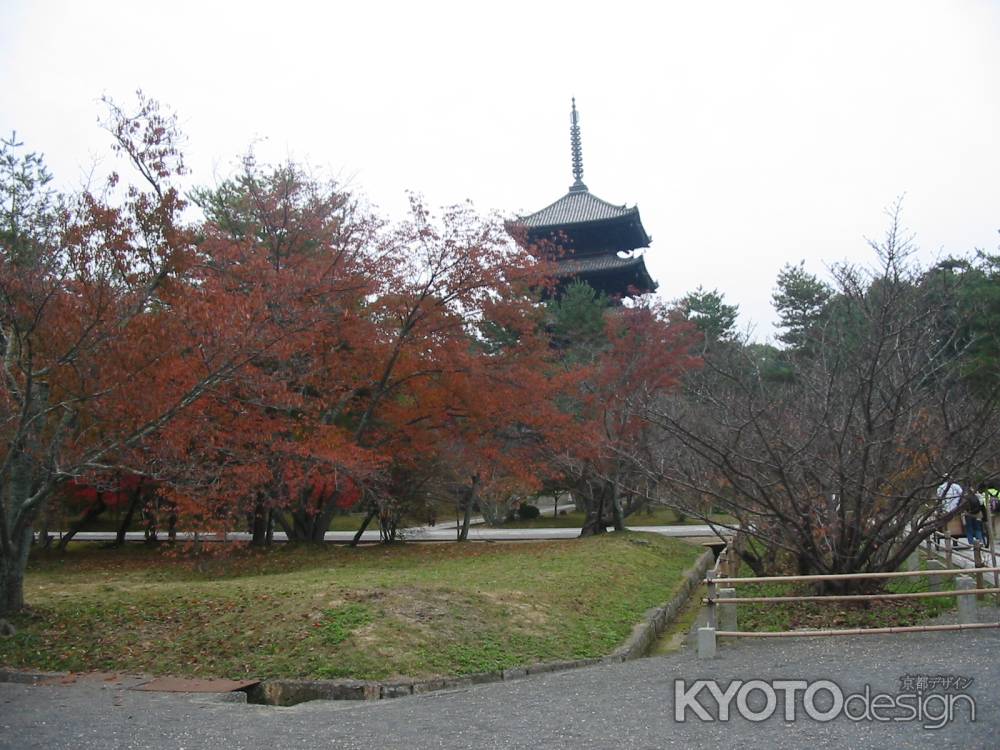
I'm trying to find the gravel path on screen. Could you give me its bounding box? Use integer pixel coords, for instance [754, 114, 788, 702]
[3, 606, 998, 750]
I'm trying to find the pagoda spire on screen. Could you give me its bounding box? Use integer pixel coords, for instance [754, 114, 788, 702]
[569, 97, 588, 193]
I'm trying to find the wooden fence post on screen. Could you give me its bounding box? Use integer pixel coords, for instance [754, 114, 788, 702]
[926, 559, 945, 592]
[706, 570, 718, 630]
[719, 587, 738, 632]
[956, 575, 977, 624]
[697, 626, 717, 659]
[974, 542, 984, 598]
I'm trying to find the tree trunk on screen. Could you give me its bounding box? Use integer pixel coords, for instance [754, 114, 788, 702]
[350, 506, 378, 547]
[250, 495, 269, 547]
[285, 486, 340, 543]
[379, 508, 400, 543]
[273, 511, 294, 539]
[35, 502, 55, 549]
[458, 475, 479, 542]
[312, 499, 339, 543]
[57, 496, 108, 552]
[143, 503, 158, 543]
[1, 562, 25, 616]
[114, 489, 143, 547]
[295, 513, 324, 543]
[737, 548, 767, 577]
[610, 477, 625, 532]
[0, 527, 32, 617]
[579, 486, 609, 537]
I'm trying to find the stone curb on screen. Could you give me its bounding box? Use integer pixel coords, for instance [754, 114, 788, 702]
[0, 668, 65, 685]
[1, 548, 715, 705]
[609, 548, 714, 661]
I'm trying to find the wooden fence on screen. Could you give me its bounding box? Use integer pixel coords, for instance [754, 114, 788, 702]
[697, 539, 1000, 658]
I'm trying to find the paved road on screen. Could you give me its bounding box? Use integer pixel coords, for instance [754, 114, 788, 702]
[45, 501, 732, 545]
[3, 608, 997, 750]
[56, 524, 726, 544]
[941, 542, 999, 570]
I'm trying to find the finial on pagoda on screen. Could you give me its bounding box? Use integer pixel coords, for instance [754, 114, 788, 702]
[569, 97, 587, 193]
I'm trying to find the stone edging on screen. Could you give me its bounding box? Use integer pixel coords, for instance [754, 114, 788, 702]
[0, 548, 715, 706]
[607, 547, 714, 662]
[0, 669, 63, 685]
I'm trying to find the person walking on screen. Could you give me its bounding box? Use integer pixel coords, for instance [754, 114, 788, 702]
[978, 483, 999, 545]
[963, 486, 986, 547]
[937, 477, 966, 548]
[937, 477, 963, 513]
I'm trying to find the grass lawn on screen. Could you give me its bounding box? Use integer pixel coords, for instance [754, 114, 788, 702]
[0, 533, 701, 681]
[324, 513, 379, 532]
[501, 507, 735, 529]
[649, 582, 707, 655]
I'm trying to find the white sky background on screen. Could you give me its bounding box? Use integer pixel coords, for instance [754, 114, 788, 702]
[2, 0, 998, 339]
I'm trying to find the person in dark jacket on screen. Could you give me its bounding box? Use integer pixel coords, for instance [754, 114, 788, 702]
[964, 486, 986, 546]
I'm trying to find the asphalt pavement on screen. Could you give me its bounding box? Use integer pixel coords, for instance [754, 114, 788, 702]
[55, 524, 725, 544]
[44, 500, 733, 545]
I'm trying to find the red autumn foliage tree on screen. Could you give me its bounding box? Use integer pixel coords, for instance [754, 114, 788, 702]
[2, 91, 698, 623]
[0, 95, 334, 614]
[547, 289, 702, 536]
[339, 199, 577, 543]
[381, 275, 579, 541]
[160, 154, 382, 545]
[155, 166, 577, 547]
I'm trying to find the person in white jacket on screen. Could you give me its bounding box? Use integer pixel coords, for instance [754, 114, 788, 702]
[937, 478, 963, 513]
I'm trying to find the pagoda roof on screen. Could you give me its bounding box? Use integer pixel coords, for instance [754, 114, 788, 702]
[509, 99, 657, 296]
[517, 189, 640, 230]
[508, 100, 652, 253]
[552, 252, 657, 296]
[555, 252, 648, 276]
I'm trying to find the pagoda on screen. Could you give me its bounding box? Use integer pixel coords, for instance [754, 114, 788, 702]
[509, 99, 656, 300]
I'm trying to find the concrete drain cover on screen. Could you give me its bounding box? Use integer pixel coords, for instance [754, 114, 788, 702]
[132, 677, 259, 693]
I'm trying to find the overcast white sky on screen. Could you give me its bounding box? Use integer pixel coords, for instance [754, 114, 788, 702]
[3, 0, 998, 337]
